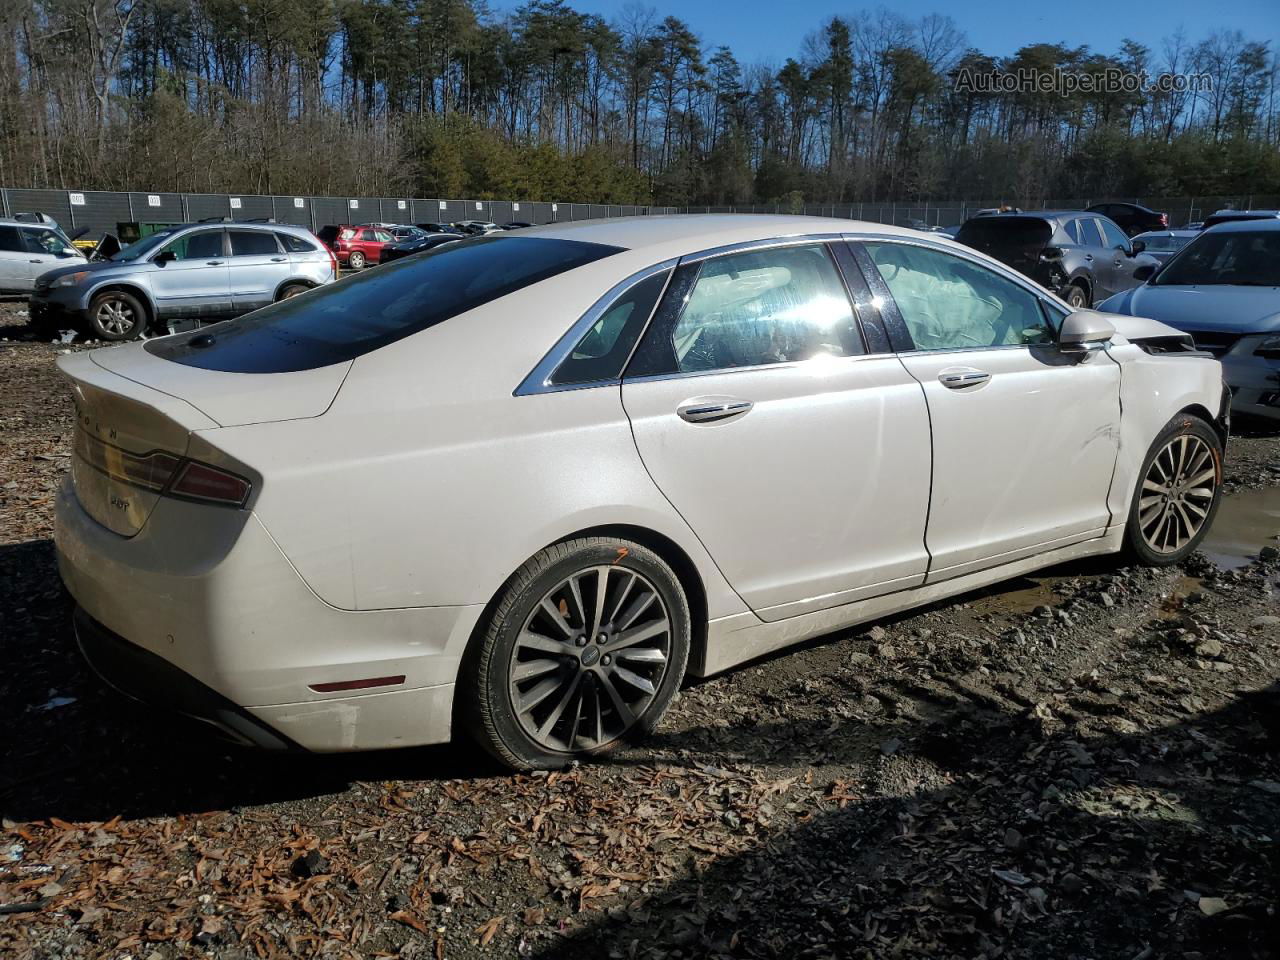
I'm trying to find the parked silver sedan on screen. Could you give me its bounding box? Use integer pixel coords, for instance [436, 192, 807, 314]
[1099, 219, 1280, 421]
[30, 222, 337, 340]
[54, 216, 1227, 769]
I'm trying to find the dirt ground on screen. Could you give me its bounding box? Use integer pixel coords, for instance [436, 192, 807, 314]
[2, 303, 1278, 960]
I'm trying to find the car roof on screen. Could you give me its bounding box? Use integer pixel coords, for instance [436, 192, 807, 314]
[168, 220, 312, 233]
[519, 214, 932, 255]
[0, 217, 62, 228]
[1203, 217, 1280, 232]
[1134, 229, 1197, 237]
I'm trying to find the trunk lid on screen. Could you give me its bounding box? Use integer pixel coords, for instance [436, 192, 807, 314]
[956, 217, 1054, 275]
[91, 341, 351, 426]
[59, 343, 349, 537]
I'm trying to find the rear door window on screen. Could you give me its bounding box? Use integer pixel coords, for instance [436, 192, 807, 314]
[229, 230, 281, 256]
[0, 226, 25, 252]
[629, 244, 862, 376]
[146, 236, 622, 373]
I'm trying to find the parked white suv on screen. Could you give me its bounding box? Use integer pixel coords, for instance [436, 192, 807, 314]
[0, 218, 87, 293]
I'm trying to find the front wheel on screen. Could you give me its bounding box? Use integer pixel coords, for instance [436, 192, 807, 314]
[1123, 414, 1223, 566]
[88, 290, 147, 341]
[461, 537, 691, 770]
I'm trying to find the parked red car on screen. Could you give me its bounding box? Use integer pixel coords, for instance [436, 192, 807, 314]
[317, 224, 395, 269]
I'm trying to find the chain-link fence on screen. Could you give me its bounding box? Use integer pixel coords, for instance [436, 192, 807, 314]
[4, 187, 1275, 239]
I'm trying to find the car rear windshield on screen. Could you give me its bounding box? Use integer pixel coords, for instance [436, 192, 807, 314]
[145, 236, 623, 373]
[954, 217, 1053, 256]
[1154, 231, 1280, 286]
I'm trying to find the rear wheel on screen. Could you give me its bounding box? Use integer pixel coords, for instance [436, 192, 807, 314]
[276, 282, 309, 301]
[1123, 414, 1223, 566]
[347, 251, 366, 270]
[1064, 283, 1090, 309]
[88, 290, 146, 341]
[461, 537, 690, 770]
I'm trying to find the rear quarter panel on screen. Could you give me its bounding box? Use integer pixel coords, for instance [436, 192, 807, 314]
[203, 255, 749, 621]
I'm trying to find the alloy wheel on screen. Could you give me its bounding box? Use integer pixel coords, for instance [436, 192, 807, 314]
[1138, 434, 1217, 554]
[508, 566, 671, 753]
[96, 299, 135, 336]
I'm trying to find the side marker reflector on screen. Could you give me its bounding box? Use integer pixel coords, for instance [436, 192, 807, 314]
[309, 675, 406, 693]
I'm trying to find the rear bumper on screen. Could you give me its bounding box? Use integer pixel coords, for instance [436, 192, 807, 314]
[74, 607, 300, 750]
[54, 476, 485, 751]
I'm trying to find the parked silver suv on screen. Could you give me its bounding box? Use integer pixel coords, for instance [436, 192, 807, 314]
[0, 218, 88, 293]
[30, 222, 337, 340]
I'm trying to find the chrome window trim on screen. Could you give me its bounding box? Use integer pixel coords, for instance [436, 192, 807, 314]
[846, 231, 1074, 328]
[623, 349, 893, 386]
[514, 258, 678, 396]
[678, 233, 847, 264]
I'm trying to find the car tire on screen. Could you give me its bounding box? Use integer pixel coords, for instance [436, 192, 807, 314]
[1064, 283, 1090, 309]
[88, 290, 147, 341]
[461, 537, 691, 771]
[1123, 413, 1223, 567]
[347, 251, 366, 270]
[276, 282, 309, 301]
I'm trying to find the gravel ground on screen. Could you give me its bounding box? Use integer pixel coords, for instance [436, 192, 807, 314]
[2, 303, 1279, 960]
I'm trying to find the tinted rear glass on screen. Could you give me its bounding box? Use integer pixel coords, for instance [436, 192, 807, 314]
[955, 217, 1053, 254]
[146, 236, 623, 373]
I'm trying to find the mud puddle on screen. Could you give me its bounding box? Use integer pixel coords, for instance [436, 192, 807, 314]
[1202, 487, 1280, 570]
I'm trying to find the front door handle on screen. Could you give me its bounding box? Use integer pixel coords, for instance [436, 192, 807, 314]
[677, 399, 754, 423]
[939, 368, 991, 389]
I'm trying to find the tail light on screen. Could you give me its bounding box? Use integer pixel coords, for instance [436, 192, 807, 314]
[1039, 246, 1065, 261]
[168, 461, 252, 506]
[76, 430, 251, 507]
[1159, 213, 1168, 227]
[327, 246, 339, 279]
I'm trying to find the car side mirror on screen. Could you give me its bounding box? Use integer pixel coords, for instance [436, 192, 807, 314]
[1130, 240, 1145, 255]
[153, 250, 176, 265]
[1058, 310, 1116, 353]
[1133, 263, 1157, 282]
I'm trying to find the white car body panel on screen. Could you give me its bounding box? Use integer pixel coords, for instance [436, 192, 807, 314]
[622, 356, 932, 620]
[52, 215, 1227, 752]
[898, 345, 1120, 578]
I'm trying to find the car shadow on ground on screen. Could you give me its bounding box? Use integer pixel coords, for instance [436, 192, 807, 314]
[538, 677, 1280, 959]
[0, 538, 494, 824]
[0, 535, 1147, 825]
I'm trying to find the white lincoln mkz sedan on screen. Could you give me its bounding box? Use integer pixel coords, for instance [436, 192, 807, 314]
[55, 215, 1229, 769]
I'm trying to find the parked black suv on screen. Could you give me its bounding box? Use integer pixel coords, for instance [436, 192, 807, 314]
[955, 211, 1160, 308]
[1084, 201, 1168, 237]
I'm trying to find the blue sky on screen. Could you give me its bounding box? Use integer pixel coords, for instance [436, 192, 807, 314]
[568, 0, 1280, 64]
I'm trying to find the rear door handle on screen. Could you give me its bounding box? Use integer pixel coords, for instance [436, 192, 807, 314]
[1083, 254, 1094, 261]
[939, 368, 991, 389]
[270, 256, 287, 262]
[677, 399, 754, 423]
[206, 260, 224, 265]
